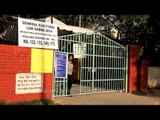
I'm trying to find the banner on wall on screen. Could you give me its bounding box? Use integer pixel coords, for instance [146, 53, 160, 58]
[54, 51, 68, 78]
[15, 73, 43, 94]
[18, 18, 58, 49]
[31, 48, 53, 73]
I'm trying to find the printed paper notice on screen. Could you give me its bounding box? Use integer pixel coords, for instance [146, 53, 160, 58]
[16, 73, 43, 94]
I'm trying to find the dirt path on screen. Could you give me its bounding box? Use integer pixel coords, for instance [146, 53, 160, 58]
[54, 90, 160, 105]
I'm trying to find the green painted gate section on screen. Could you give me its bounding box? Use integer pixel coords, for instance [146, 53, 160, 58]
[53, 33, 128, 97]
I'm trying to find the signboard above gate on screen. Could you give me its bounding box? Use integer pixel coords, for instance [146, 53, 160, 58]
[18, 18, 58, 49]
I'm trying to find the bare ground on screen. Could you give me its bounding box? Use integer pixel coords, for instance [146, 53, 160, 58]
[54, 89, 160, 105]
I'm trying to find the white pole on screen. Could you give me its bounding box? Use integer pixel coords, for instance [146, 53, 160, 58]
[79, 15, 81, 27]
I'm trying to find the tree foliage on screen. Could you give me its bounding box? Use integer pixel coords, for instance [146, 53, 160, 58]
[54, 15, 149, 43]
[0, 15, 17, 33]
[54, 15, 160, 65]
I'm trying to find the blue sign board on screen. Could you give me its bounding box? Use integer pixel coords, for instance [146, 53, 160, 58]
[54, 52, 67, 78]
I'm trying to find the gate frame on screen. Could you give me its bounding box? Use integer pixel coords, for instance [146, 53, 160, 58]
[53, 33, 129, 98]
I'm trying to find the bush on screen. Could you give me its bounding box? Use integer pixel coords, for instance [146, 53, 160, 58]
[147, 87, 154, 93]
[132, 90, 148, 96]
[0, 99, 55, 105]
[0, 101, 6, 105]
[12, 99, 55, 105]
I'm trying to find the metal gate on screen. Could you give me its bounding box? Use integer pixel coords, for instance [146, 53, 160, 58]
[53, 33, 128, 97]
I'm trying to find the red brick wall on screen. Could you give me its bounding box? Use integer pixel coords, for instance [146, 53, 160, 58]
[128, 45, 141, 93]
[0, 45, 53, 103]
[128, 45, 149, 93]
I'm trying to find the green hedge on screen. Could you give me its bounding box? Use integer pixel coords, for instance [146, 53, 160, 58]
[0, 99, 55, 105]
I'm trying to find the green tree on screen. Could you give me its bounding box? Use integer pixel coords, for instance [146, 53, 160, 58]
[54, 15, 149, 43]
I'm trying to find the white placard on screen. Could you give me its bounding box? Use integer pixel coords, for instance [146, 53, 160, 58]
[73, 43, 87, 58]
[16, 73, 43, 94]
[18, 18, 58, 49]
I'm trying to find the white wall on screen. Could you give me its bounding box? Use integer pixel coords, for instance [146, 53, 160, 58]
[148, 67, 160, 88]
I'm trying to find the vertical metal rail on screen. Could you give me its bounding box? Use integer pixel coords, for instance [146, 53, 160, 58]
[125, 45, 129, 93]
[92, 34, 95, 93]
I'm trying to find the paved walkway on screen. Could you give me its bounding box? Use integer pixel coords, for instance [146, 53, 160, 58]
[54, 90, 160, 105]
